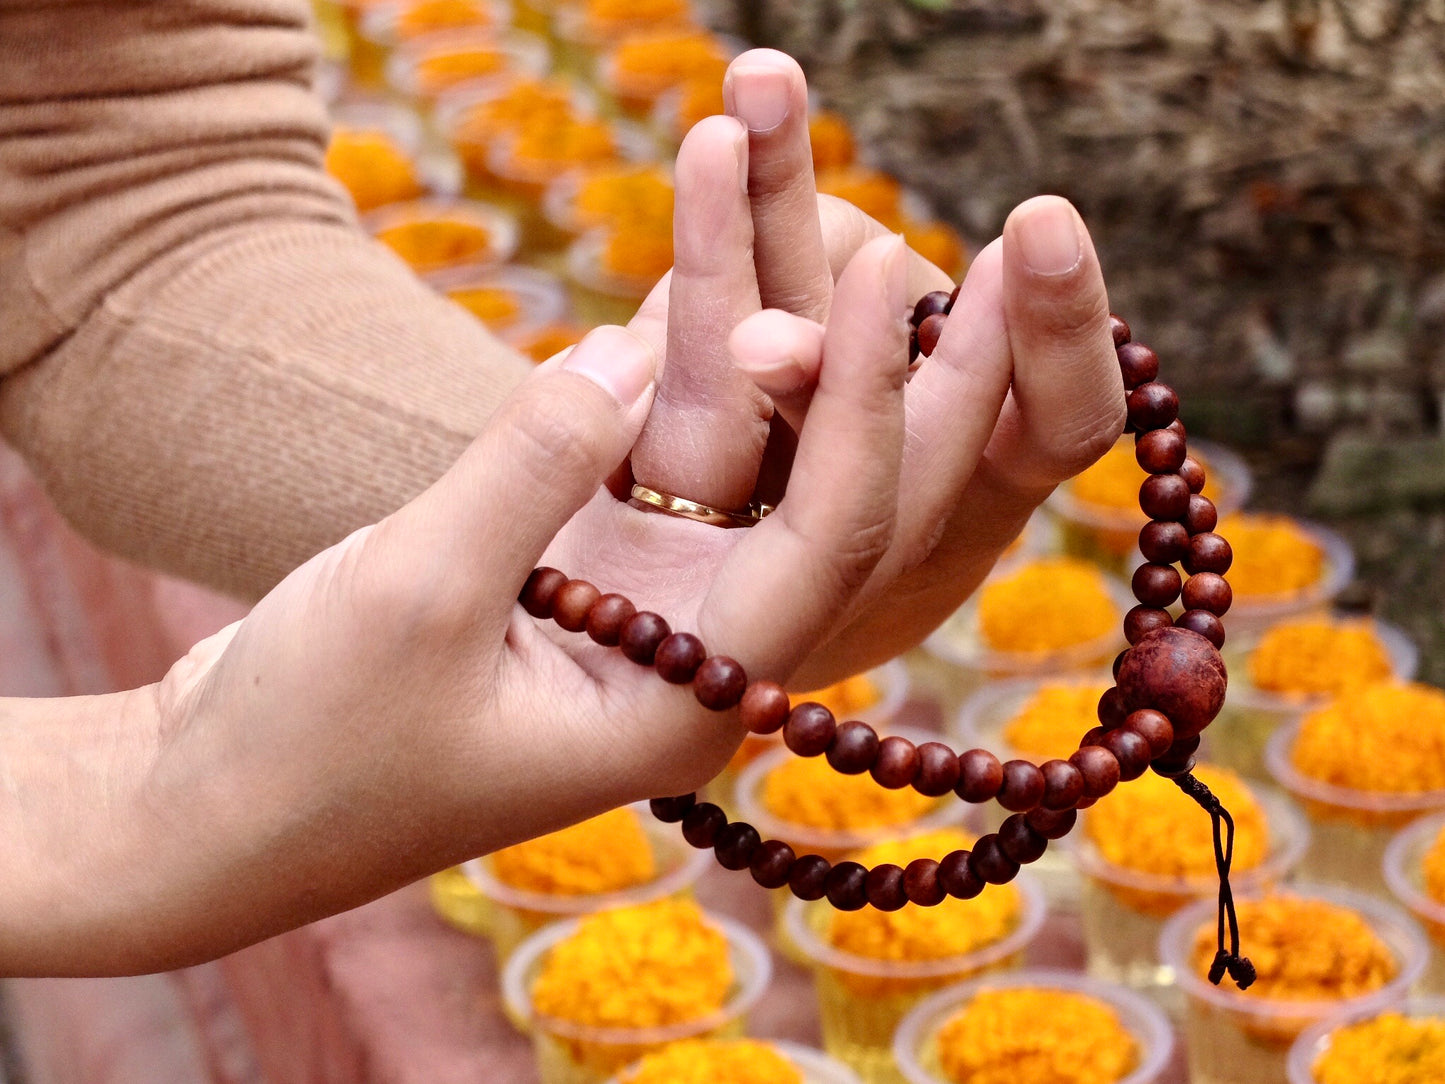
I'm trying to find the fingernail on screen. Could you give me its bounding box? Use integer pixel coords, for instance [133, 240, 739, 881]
[1017, 199, 1083, 276]
[726, 64, 792, 133]
[561, 326, 656, 407]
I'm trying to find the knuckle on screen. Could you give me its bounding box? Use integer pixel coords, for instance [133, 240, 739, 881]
[502, 385, 597, 487]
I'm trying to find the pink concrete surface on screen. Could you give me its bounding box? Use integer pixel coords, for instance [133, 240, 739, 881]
[0, 443, 1189, 1083]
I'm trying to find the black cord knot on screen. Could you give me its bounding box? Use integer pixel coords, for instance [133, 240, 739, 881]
[1174, 770, 1255, 990]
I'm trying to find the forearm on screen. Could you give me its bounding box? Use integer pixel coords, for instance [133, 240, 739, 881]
[0, 0, 532, 599]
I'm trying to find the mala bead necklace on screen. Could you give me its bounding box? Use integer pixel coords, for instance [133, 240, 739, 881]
[518, 303, 1255, 990]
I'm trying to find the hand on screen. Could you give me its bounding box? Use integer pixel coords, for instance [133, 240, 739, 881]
[630, 50, 1127, 683]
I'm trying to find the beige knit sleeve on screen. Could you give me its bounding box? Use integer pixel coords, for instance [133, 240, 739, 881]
[0, 0, 534, 599]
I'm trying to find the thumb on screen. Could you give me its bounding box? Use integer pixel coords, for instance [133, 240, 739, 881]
[370, 325, 657, 631]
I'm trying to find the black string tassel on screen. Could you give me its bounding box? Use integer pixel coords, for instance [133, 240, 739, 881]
[1174, 771, 1256, 990]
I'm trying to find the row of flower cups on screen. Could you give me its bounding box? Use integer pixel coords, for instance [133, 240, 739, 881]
[482, 834, 1441, 1084]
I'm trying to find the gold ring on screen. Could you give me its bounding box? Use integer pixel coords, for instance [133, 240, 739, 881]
[629, 484, 773, 528]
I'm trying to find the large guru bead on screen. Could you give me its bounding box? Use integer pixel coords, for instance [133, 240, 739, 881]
[1115, 626, 1228, 741]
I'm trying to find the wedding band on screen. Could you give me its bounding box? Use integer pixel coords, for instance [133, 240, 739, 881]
[630, 484, 773, 528]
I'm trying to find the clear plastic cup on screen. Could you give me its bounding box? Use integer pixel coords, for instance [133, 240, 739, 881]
[428, 864, 494, 936]
[1383, 813, 1445, 994]
[732, 723, 971, 867]
[362, 197, 519, 273]
[892, 969, 1176, 1084]
[1071, 788, 1309, 1006]
[502, 910, 771, 1084]
[427, 263, 569, 344]
[359, 0, 512, 50]
[463, 803, 713, 966]
[594, 28, 739, 117]
[385, 27, 550, 103]
[1286, 994, 1445, 1084]
[564, 226, 667, 327]
[785, 875, 1046, 1084]
[716, 659, 912, 805]
[1046, 438, 1253, 575]
[921, 569, 1132, 708]
[540, 161, 674, 240]
[1211, 617, 1417, 780]
[1157, 884, 1428, 1084]
[949, 673, 1113, 912]
[1265, 720, 1445, 897]
[607, 1040, 864, 1084]
[1226, 520, 1357, 632]
[327, 98, 463, 204]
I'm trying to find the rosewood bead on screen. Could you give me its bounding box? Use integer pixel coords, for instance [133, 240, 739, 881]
[1124, 605, 1173, 645]
[998, 759, 1046, 812]
[1040, 759, 1085, 810]
[1184, 532, 1234, 575]
[1109, 312, 1132, 347]
[1176, 608, 1226, 649]
[1116, 626, 1228, 740]
[649, 793, 696, 823]
[1080, 725, 1108, 747]
[751, 839, 796, 889]
[939, 849, 984, 899]
[694, 656, 748, 710]
[519, 567, 568, 618]
[866, 863, 908, 912]
[1127, 382, 1180, 431]
[913, 290, 952, 326]
[1152, 735, 1201, 777]
[872, 736, 919, 789]
[914, 742, 961, 797]
[784, 702, 836, 757]
[789, 854, 831, 900]
[1097, 685, 1130, 729]
[1184, 494, 1218, 535]
[956, 748, 1004, 803]
[1113, 650, 1128, 681]
[619, 611, 671, 665]
[970, 834, 1020, 885]
[681, 802, 727, 849]
[1070, 745, 1121, 800]
[1140, 474, 1191, 520]
[714, 821, 760, 870]
[908, 330, 920, 363]
[1100, 727, 1152, 781]
[739, 681, 790, 735]
[1126, 708, 1176, 757]
[1166, 418, 1186, 440]
[655, 633, 707, 683]
[1132, 563, 1183, 608]
[916, 313, 947, 358]
[904, 858, 946, 907]
[1182, 572, 1233, 616]
[586, 593, 636, 646]
[1139, 520, 1190, 565]
[1136, 428, 1186, 473]
[1178, 456, 1206, 494]
[825, 861, 870, 911]
[552, 579, 601, 632]
[1026, 806, 1078, 840]
[827, 721, 880, 775]
[999, 813, 1049, 865]
[1117, 340, 1159, 388]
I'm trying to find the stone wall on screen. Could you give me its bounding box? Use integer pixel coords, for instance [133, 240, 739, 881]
[713, 0, 1445, 456]
[707, 0, 1445, 676]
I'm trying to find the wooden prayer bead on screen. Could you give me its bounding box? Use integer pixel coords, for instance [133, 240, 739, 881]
[586, 593, 636, 646]
[519, 567, 568, 618]
[694, 655, 748, 710]
[739, 681, 790, 735]
[789, 854, 831, 900]
[956, 748, 1004, 803]
[784, 702, 836, 757]
[998, 759, 1046, 812]
[750, 839, 796, 889]
[619, 611, 671, 665]
[914, 742, 961, 797]
[872, 736, 919, 789]
[553, 579, 601, 632]
[827, 721, 880, 775]
[865, 864, 908, 912]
